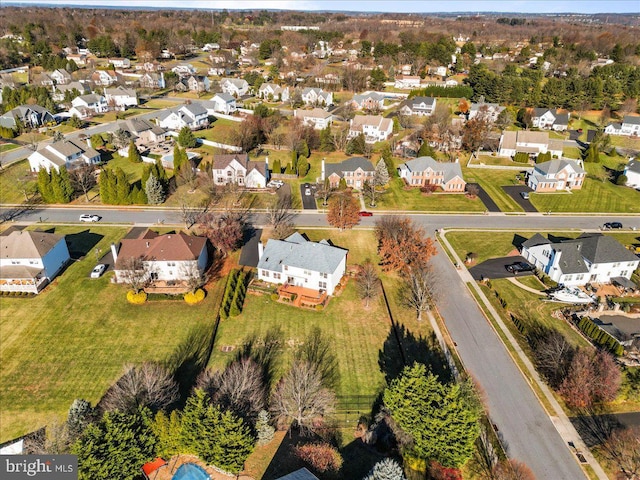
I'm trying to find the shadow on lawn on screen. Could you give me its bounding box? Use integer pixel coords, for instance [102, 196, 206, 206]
[234, 327, 285, 392]
[379, 324, 452, 384]
[64, 230, 104, 260]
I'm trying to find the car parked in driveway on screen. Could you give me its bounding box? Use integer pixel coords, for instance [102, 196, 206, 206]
[602, 222, 623, 230]
[79, 214, 100, 222]
[505, 261, 534, 274]
[358, 211, 373, 217]
[520, 191, 530, 200]
[90, 264, 106, 278]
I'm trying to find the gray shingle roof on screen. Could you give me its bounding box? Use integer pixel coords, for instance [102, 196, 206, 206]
[324, 157, 375, 179]
[399, 156, 464, 183]
[257, 233, 347, 275]
[534, 159, 585, 176]
[623, 115, 640, 126]
[626, 159, 640, 174]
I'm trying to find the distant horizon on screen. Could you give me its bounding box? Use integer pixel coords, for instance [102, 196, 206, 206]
[3, 0, 639, 14]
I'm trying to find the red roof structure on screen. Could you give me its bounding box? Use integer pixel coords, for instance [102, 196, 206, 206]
[142, 458, 167, 479]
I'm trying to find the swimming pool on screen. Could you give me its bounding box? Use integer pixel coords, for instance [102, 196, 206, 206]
[171, 463, 210, 480]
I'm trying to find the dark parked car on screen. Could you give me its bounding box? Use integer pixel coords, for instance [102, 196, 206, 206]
[602, 222, 623, 230]
[505, 261, 534, 274]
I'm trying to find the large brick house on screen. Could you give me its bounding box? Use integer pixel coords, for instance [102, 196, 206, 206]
[398, 156, 466, 192]
[321, 157, 375, 189]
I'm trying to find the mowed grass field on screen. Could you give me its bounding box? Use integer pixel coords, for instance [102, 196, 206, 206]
[0, 225, 218, 442]
[208, 229, 435, 399]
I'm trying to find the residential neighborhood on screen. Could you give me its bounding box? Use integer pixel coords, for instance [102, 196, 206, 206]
[0, 3, 639, 480]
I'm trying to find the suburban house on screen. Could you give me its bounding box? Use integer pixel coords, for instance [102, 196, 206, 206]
[301, 87, 333, 106]
[467, 102, 505, 122]
[65, 53, 87, 66]
[186, 75, 211, 93]
[206, 93, 237, 115]
[220, 78, 249, 97]
[52, 82, 90, 102]
[116, 118, 168, 145]
[107, 57, 131, 69]
[527, 159, 586, 192]
[348, 115, 393, 143]
[113, 230, 208, 286]
[498, 131, 563, 159]
[351, 92, 385, 111]
[320, 157, 375, 189]
[91, 70, 119, 86]
[104, 86, 138, 110]
[257, 232, 348, 296]
[294, 108, 333, 130]
[521, 233, 640, 287]
[35, 72, 54, 87]
[623, 159, 640, 188]
[0, 229, 71, 294]
[139, 72, 166, 89]
[171, 64, 196, 76]
[157, 104, 208, 131]
[398, 96, 437, 117]
[0, 105, 55, 130]
[211, 153, 270, 188]
[531, 108, 570, 131]
[605, 116, 640, 137]
[394, 75, 421, 89]
[398, 156, 466, 192]
[70, 93, 108, 117]
[28, 139, 101, 173]
[258, 83, 290, 102]
[50, 68, 72, 85]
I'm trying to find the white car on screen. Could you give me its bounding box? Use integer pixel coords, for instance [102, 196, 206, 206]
[90, 264, 106, 278]
[79, 214, 100, 222]
[305, 188, 311, 196]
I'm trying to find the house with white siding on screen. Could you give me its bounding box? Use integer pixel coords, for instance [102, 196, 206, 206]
[211, 153, 269, 188]
[220, 78, 249, 97]
[531, 108, 569, 131]
[104, 86, 138, 110]
[206, 93, 237, 115]
[605, 116, 640, 137]
[348, 115, 393, 143]
[70, 93, 108, 117]
[398, 96, 436, 117]
[257, 232, 347, 296]
[498, 130, 563, 159]
[394, 75, 421, 89]
[258, 83, 289, 102]
[0, 229, 71, 294]
[623, 159, 640, 188]
[157, 104, 208, 130]
[28, 139, 101, 173]
[113, 230, 208, 285]
[294, 108, 333, 130]
[521, 233, 640, 287]
[301, 88, 332, 106]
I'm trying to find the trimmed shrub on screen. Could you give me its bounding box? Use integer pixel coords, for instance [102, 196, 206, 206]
[294, 443, 343, 474]
[184, 289, 206, 305]
[126, 290, 147, 304]
[315, 304, 324, 311]
[270, 293, 279, 301]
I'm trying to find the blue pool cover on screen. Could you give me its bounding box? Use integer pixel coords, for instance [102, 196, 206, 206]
[171, 463, 210, 480]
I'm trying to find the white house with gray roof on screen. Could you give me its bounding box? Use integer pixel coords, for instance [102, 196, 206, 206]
[398, 156, 465, 192]
[257, 232, 347, 295]
[71, 93, 108, 117]
[467, 102, 505, 122]
[295, 108, 333, 130]
[321, 157, 374, 189]
[348, 115, 393, 143]
[398, 96, 436, 117]
[527, 159, 585, 192]
[624, 159, 640, 188]
[157, 104, 208, 130]
[206, 92, 237, 114]
[104, 86, 138, 110]
[28, 139, 101, 173]
[531, 108, 569, 131]
[351, 92, 385, 111]
[605, 116, 640, 137]
[301, 88, 333, 106]
[521, 233, 639, 287]
[0, 105, 55, 130]
[0, 229, 71, 294]
[220, 78, 249, 97]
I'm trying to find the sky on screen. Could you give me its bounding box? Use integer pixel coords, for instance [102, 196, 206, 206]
[5, 0, 640, 14]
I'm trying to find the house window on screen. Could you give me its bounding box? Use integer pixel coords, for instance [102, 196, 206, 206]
[274, 273, 281, 280]
[303, 270, 311, 276]
[576, 274, 584, 280]
[620, 271, 628, 277]
[322, 273, 327, 279]
[613, 263, 620, 268]
[262, 270, 269, 277]
[319, 281, 327, 289]
[284, 265, 288, 271]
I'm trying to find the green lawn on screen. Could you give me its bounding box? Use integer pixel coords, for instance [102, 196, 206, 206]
[471, 154, 525, 167]
[0, 143, 19, 153]
[196, 118, 239, 144]
[376, 178, 485, 212]
[0, 160, 35, 204]
[462, 167, 525, 212]
[0, 225, 220, 442]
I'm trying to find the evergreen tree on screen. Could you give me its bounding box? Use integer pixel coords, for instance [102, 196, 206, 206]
[177, 126, 198, 148]
[128, 140, 142, 163]
[298, 159, 310, 178]
[173, 144, 186, 173]
[90, 134, 105, 150]
[299, 140, 310, 159]
[272, 158, 281, 174]
[58, 166, 74, 203]
[364, 458, 407, 480]
[291, 150, 299, 175]
[320, 125, 334, 152]
[375, 158, 390, 186]
[285, 163, 294, 175]
[256, 410, 275, 446]
[115, 168, 131, 204]
[152, 410, 183, 460]
[418, 142, 436, 158]
[346, 133, 365, 155]
[146, 174, 166, 205]
[383, 363, 481, 468]
[99, 169, 117, 204]
[37, 169, 54, 203]
[180, 389, 254, 473]
[380, 142, 395, 176]
[129, 185, 147, 205]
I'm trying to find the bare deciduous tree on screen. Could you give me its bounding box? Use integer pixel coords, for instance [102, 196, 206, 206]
[493, 460, 536, 480]
[200, 210, 246, 257]
[99, 362, 179, 414]
[601, 426, 640, 480]
[355, 259, 380, 308]
[197, 358, 267, 423]
[179, 198, 209, 229]
[532, 329, 575, 388]
[331, 126, 350, 152]
[71, 164, 97, 202]
[118, 255, 151, 292]
[267, 193, 296, 239]
[270, 360, 335, 434]
[180, 262, 205, 292]
[315, 178, 335, 207]
[295, 327, 340, 390]
[399, 261, 437, 321]
[26, 421, 71, 455]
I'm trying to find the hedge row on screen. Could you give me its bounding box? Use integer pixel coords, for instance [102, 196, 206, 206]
[220, 270, 252, 319]
[576, 316, 624, 356]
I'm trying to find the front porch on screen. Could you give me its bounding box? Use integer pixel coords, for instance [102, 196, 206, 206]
[277, 283, 328, 308]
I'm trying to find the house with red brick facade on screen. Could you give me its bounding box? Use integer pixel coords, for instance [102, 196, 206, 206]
[321, 157, 375, 189]
[398, 156, 466, 192]
[527, 159, 586, 192]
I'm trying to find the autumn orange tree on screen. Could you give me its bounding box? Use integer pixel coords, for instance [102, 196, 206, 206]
[326, 192, 360, 231]
[375, 216, 437, 272]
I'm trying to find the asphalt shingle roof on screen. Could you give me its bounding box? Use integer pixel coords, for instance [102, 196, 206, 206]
[0, 230, 64, 259]
[324, 156, 375, 179]
[399, 156, 464, 183]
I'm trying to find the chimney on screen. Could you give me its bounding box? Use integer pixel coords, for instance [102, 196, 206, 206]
[321, 158, 325, 180]
[110, 243, 118, 263]
[258, 241, 264, 259]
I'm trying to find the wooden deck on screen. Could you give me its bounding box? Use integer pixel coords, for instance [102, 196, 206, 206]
[277, 284, 328, 307]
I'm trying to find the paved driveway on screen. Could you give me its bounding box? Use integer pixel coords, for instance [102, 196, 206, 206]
[469, 255, 534, 280]
[466, 183, 500, 212]
[300, 183, 317, 210]
[502, 185, 538, 212]
[239, 228, 262, 267]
